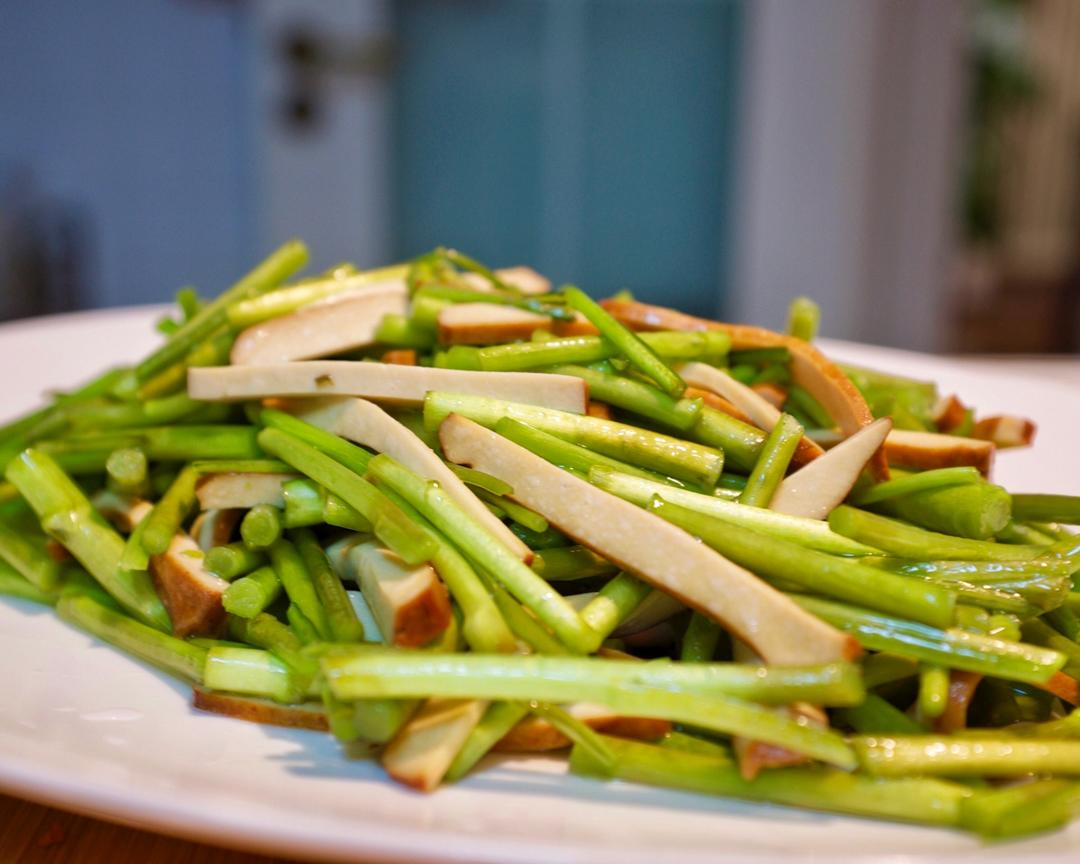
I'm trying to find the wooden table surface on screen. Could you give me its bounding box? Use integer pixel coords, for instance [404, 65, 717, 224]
[0, 793, 304, 864]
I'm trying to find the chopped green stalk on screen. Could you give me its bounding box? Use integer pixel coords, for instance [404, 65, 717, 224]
[687, 407, 766, 474]
[256, 427, 434, 566]
[570, 736, 969, 827]
[6, 450, 169, 630]
[546, 365, 703, 432]
[119, 515, 153, 571]
[105, 447, 149, 495]
[738, 413, 803, 508]
[1020, 620, 1080, 678]
[579, 572, 651, 638]
[792, 594, 1065, 685]
[652, 499, 954, 628]
[1047, 606, 1080, 642]
[473, 487, 548, 534]
[834, 693, 925, 735]
[205, 543, 266, 581]
[854, 735, 1080, 777]
[531, 546, 618, 582]
[853, 467, 982, 506]
[260, 410, 372, 475]
[494, 418, 672, 485]
[322, 650, 858, 767]
[367, 454, 600, 654]
[424, 393, 723, 487]
[240, 504, 284, 550]
[0, 520, 61, 591]
[203, 646, 303, 703]
[1012, 494, 1080, 526]
[136, 328, 233, 401]
[786, 296, 820, 341]
[292, 528, 364, 643]
[321, 681, 364, 743]
[484, 577, 571, 655]
[353, 697, 419, 744]
[323, 650, 863, 707]
[0, 559, 56, 605]
[917, 664, 949, 720]
[784, 384, 833, 430]
[226, 263, 407, 328]
[998, 521, 1056, 546]
[268, 539, 331, 641]
[447, 464, 513, 496]
[286, 604, 320, 646]
[591, 468, 875, 556]
[529, 702, 617, 774]
[829, 505, 1044, 562]
[58, 594, 204, 683]
[141, 465, 199, 556]
[136, 240, 308, 383]
[228, 612, 317, 686]
[681, 612, 723, 663]
[730, 347, 791, 367]
[222, 565, 282, 618]
[373, 313, 436, 349]
[872, 483, 1012, 540]
[281, 477, 325, 527]
[377, 486, 516, 654]
[960, 779, 1080, 839]
[564, 286, 685, 397]
[39, 426, 262, 466]
[475, 330, 730, 373]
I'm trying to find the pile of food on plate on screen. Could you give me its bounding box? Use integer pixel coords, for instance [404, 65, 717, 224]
[2, 240, 1078, 839]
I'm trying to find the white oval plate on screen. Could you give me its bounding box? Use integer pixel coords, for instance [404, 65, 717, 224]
[1, 309, 1078, 863]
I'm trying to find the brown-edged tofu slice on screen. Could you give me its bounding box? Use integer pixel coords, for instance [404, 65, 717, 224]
[972, 414, 1036, 449]
[188, 362, 587, 414]
[439, 414, 857, 666]
[192, 687, 329, 732]
[382, 698, 488, 792]
[150, 534, 229, 638]
[230, 278, 407, 365]
[195, 472, 297, 511]
[494, 703, 671, 753]
[603, 299, 887, 479]
[348, 542, 452, 648]
[438, 303, 553, 345]
[189, 508, 242, 552]
[294, 396, 531, 562]
[462, 266, 552, 296]
[90, 489, 153, 534]
[884, 428, 995, 476]
[769, 418, 892, 520]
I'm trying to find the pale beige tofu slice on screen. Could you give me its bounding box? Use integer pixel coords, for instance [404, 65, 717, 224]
[438, 302, 553, 345]
[769, 418, 892, 519]
[230, 278, 407, 365]
[461, 266, 552, 296]
[149, 534, 229, 638]
[439, 414, 857, 665]
[195, 472, 297, 511]
[188, 362, 587, 414]
[972, 414, 1036, 449]
[382, 698, 488, 792]
[348, 542, 452, 648]
[495, 703, 670, 752]
[294, 396, 530, 562]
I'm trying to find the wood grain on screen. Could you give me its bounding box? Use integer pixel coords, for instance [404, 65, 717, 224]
[0, 793, 305, 864]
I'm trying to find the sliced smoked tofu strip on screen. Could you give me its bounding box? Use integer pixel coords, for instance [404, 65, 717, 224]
[294, 396, 531, 562]
[149, 533, 229, 638]
[437, 303, 553, 345]
[230, 278, 407, 365]
[884, 429, 995, 476]
[192, 688, 329, 732]
[382, 698, 488, 792]
[348, 542, 452, 648]
[769, 418, 892, 519]
[439, 414, 856, 665]
[495, 703, 670, 752]
[190, 508, 241, 551]
[188, 362, 587, 414]
[462, 266, 552, 296]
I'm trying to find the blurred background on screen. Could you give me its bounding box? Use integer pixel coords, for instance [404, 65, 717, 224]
[1, 0, 1078, 353]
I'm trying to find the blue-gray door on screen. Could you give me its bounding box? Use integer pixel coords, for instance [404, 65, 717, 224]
[392, 0, 743, 317]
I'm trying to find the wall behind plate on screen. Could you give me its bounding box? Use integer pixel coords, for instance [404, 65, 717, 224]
[0, 0, 252, 310]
